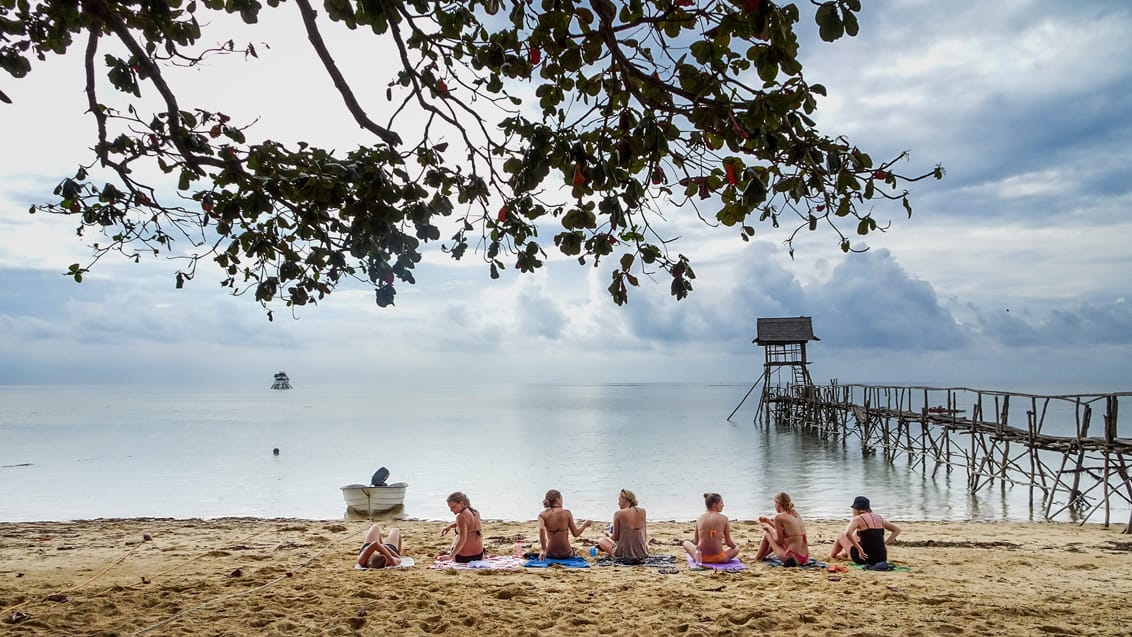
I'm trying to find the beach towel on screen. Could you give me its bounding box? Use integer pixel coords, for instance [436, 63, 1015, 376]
[761, 556, 827, 569]
[523, 556, 590, 568]
[355, 556, 415, 570]
[428, 555, 525, 570]
[850, 561, 910, 572]
[684, 554, 747, 571]
[594, 554, 677, 568]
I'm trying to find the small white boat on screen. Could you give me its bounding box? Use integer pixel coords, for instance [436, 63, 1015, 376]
[271, 371, 292, 390]
[340, 482, 408, 514]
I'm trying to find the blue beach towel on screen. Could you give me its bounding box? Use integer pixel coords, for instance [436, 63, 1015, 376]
[523, 556, 590, 568]
[762, 556, 828, 569]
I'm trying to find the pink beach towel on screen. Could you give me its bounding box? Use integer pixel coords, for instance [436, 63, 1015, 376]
[428, 555, 525, 570]
[685, 553, 746, 571]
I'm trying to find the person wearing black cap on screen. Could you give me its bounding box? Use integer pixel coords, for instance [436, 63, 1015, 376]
[829, 496, 901, 566]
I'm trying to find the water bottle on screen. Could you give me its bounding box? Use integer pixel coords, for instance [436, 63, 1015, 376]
[590, 546, 597, 557]
[514, 539, 523, 558]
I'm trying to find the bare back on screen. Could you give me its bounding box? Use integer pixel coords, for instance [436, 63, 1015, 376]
[539, 507, 577, 558]
[454, 508, 483, 557]
[613, 505, 646, 536]
[775, 510, 807, 557]
[695, 511, 730, 555]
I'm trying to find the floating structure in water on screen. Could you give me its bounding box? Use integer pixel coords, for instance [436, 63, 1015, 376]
[271, 371, 292, 390]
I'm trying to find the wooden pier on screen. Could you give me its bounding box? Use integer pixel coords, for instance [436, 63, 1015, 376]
[759, 382, 1132, 532]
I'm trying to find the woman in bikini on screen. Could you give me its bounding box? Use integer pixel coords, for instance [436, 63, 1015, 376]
[356, 523, 403, 568]
[681, 492, 740, 564]
[829, 495, 901, 565]
[437, 491, 485, 563]
[754, 492, 810, 566]
[537, 489, 592, 559]
[596, 488, 649, 561]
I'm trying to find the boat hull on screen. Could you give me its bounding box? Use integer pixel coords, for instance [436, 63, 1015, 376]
[340, 483, 408, 513]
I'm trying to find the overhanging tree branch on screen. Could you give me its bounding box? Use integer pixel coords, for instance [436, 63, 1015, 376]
[7, 0, 942, 311]
[294, 0, 402, 147]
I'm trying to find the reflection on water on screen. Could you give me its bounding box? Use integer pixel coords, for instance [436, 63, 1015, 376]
[0, 383, 1127, 524]
[344, 505, 406, 523]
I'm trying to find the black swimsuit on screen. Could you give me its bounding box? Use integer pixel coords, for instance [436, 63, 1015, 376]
[359, 542, 399, 556]
[851, 514, 887, 565]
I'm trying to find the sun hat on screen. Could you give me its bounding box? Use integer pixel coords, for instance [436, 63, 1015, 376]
[851, 496, 871, 511]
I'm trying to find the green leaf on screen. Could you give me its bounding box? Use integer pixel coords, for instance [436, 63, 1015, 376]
[815, 3, 845, 42]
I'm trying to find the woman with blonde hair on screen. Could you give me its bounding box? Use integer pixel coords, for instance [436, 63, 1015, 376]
[754, 492, 809, 566]
[437, 491, 484, 563]
[596, 488, 649, 561]
[681, 492, 740, 564]
[537, 489, 591, 559]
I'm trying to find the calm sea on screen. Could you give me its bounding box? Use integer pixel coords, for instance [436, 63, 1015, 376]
[0, 383, 1123, 524]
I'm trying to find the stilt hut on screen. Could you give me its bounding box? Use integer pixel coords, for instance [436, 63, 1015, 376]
[753, 316, 819, 425]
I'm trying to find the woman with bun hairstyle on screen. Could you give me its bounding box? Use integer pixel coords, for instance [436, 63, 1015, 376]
[681, 492, 740, 564]
[537, 489, 591, 559]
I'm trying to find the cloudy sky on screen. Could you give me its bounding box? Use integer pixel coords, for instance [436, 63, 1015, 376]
[1, 0, 1130, 390]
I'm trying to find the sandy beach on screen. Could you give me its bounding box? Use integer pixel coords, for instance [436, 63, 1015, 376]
[2, 517, 1130, 636]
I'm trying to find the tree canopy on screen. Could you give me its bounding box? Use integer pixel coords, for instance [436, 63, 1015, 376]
[1, 0, 941, 314]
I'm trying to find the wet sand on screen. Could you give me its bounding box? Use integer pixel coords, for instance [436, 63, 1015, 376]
[2, 517, 1130, 635]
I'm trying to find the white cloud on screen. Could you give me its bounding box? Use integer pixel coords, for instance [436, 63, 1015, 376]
[1, 0, 1131, 389]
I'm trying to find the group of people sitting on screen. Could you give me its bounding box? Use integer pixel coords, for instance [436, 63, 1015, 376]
[357, 489, 901, 569]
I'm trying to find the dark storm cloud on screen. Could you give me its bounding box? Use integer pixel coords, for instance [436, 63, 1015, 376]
[807, 250, 968, 351]
[797, 1, 1132, 222]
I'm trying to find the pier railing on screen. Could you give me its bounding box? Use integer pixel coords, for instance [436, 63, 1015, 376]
[759, 383, 1132, 532]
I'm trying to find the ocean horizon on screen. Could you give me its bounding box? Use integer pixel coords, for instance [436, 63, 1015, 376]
[2, 381, 1127, 525]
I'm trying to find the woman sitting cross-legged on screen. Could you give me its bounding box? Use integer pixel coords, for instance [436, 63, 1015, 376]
[596, 488, 649, 561]
[681, 492, 740, 564]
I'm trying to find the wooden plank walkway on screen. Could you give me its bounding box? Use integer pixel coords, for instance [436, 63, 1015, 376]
[757, 383, 1132, 532]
